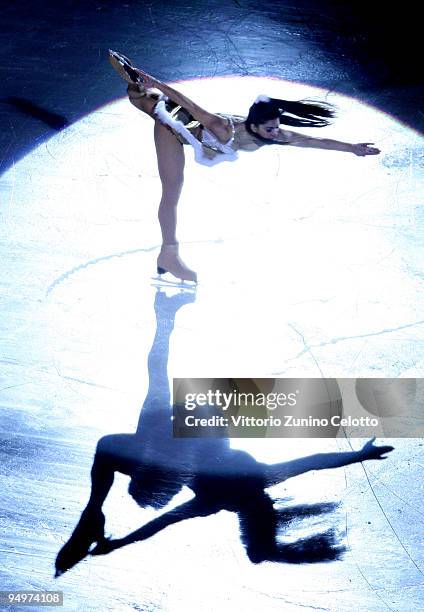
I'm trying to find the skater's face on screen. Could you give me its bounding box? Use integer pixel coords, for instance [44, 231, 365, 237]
[251, 118, 280, 140]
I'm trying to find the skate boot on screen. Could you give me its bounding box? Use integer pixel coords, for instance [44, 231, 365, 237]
[157, 243, 197, 283]
[108, 50, 144, 84]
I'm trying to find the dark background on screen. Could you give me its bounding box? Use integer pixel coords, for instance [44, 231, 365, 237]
[0, 0, 422, 173]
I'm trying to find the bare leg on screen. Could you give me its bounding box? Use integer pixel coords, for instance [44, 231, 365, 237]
[154, 120, 184, 245]
[125, 83, 197, 282]
[154, 120, 197, 282]
[126, 85, 184, 247]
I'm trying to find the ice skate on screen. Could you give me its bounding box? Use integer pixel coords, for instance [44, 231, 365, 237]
[157, 243, 197, 283]
[108, 50, 144, 84]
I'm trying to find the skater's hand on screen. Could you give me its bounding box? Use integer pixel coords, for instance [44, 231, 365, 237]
[360, 437, 394, 460]
[351, 142, 380, 156]
[90, 537, 117, 556]
[134, 68, 158, 89]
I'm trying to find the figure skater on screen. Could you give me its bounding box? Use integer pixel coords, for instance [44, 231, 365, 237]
[108, 50, 380, 283]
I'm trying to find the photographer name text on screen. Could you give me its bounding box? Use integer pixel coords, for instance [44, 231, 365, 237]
[184, 414, 379, 428]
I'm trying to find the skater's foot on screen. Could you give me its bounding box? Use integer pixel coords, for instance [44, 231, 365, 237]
[55, 509, 105, 577]
[157, 243, 197, 283]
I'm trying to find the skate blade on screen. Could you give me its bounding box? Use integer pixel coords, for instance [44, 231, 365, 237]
[151, 274, 198, 291]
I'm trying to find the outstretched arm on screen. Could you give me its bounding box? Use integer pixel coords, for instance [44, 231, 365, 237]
[265, 438, 393, 487]
[134, 68, 232, 143]
[277, 128, 380, 156]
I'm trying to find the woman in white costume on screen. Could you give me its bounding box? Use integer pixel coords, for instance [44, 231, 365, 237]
[109, 51, 380, 283]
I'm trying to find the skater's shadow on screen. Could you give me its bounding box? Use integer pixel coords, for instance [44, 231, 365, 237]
[55, 288, 392, 576]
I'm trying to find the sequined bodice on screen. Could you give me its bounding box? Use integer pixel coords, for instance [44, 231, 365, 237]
[201, 117, 235, 154]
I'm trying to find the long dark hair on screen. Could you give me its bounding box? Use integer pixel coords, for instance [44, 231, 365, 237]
[246, 96, 335, 142]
